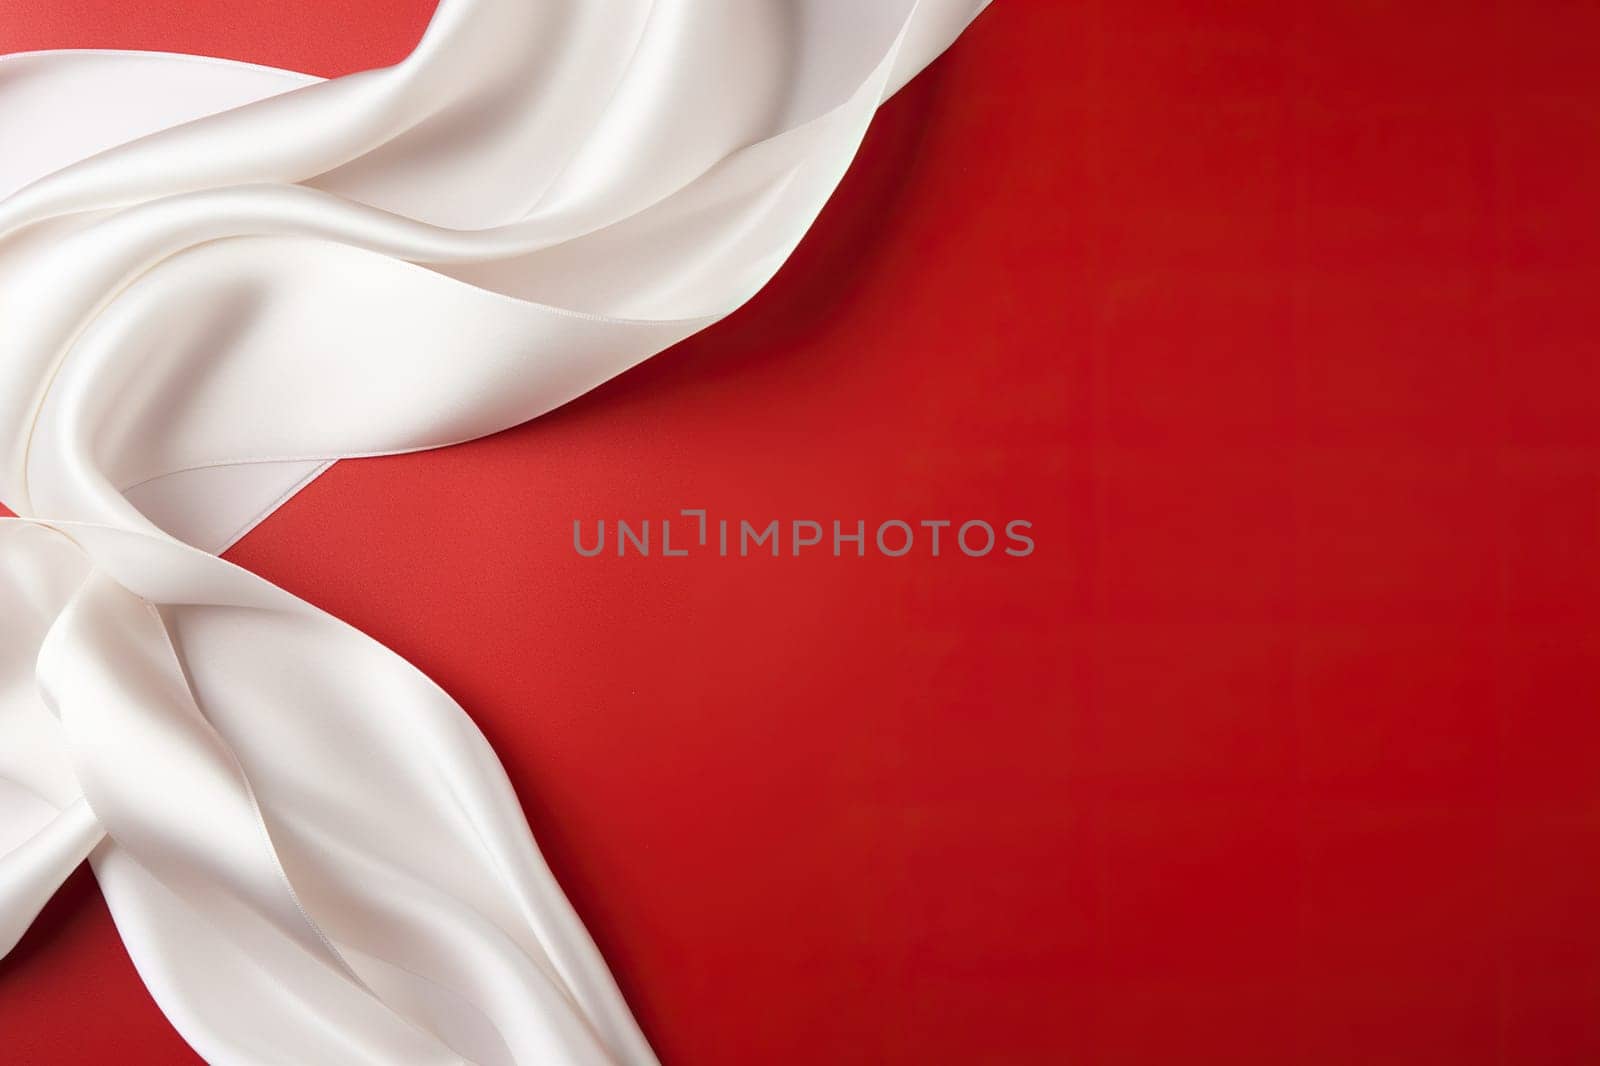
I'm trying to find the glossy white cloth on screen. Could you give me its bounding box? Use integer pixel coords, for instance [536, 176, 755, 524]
[0, 1, 989, 1061]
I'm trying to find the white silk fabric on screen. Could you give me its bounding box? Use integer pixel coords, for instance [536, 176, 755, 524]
[0, 1, 990, 1062]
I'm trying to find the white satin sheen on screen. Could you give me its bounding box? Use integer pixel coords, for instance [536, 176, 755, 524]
[0, 1, 990, 1061]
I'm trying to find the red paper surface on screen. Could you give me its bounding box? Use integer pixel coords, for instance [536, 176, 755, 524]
[3, 3, 1600, 1063]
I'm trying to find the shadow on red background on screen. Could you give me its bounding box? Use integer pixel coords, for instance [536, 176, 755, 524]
[3, 3, 1599, 1063]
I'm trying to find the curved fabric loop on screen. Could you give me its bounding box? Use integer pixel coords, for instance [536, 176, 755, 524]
[11, 516, 647, 1063]
[0, 0, 993, 1061]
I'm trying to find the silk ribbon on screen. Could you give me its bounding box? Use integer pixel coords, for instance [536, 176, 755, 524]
[0, 1, 990, 1060]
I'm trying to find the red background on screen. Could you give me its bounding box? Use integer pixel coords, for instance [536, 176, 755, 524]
[4, 3, 1600, 1063]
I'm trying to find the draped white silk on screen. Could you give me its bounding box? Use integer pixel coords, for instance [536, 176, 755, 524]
[0, 1, 989, 1061]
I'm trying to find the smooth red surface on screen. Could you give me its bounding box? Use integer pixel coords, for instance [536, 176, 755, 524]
[4, 3, 1600, 1063]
